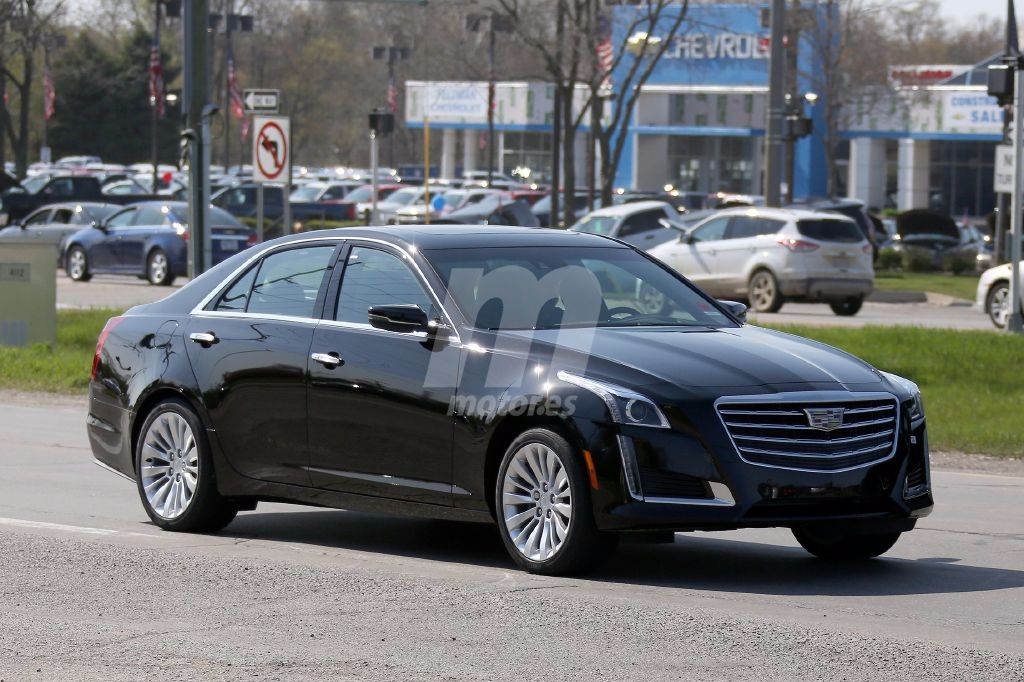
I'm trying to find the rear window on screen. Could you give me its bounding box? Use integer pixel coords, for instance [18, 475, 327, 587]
[797, 219, 863, 243]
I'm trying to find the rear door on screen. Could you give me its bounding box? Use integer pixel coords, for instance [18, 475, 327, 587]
[185, 242, 340, 485]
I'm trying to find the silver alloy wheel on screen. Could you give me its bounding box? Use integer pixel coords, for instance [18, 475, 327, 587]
[989, 284, 1010, 328]
[501, 442, 571, 562]
[68, 248, 86, 279]
[141, 412, 199, 520]
[637, 283, 666, 315]
[149, 251, 168, 284]
[750, 271, 775, 310]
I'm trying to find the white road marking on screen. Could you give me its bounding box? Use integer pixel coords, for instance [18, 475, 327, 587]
[0, 517, 155, 538]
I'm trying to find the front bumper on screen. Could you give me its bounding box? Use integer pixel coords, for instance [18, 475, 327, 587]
[580, 401, 932, 533]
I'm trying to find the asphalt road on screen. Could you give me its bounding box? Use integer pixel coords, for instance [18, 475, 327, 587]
[56, 272, 995, 331]
[1, 399, 1022, 680]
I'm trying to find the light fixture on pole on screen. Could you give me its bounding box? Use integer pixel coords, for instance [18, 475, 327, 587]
[466, 13, 514, 185]
[372, 45, 410, 169]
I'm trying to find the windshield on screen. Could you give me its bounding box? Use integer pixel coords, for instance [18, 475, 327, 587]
[571, 215, 620, 236]
[385, 188, 420, 206]
[343, 186, 374, 203]
[289, 184, 324, 201]
[22, 176, 49, 194]
[426, 246, 733, 331]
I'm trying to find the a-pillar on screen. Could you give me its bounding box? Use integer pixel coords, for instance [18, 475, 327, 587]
[897, 138, 930, 211]
[440, 128, 456, 179]
[847, 137, 887, 210]
[463, 129, 479, 174]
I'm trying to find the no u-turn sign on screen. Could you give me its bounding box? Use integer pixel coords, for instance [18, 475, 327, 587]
[253, 115, 290, 183]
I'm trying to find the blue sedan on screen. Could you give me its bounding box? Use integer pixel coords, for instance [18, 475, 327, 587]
[63, 201, 253, 285]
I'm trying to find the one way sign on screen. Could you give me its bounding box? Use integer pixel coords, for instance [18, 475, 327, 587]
[243, 89, 280, 114]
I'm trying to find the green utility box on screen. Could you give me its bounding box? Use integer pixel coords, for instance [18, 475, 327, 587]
[0, 242, 57, 347]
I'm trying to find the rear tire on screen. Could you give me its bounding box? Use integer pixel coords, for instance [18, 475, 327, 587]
[829, 297, 863, 316]
[748, 269, 784, 313]
[65, 246, 91, 282]
[147, 248, 174, 286]
[135, 398, 237, 533]
[495, 428, 617, 575]
[986, 281, 1011, 329]
[792, 526, 901, 561]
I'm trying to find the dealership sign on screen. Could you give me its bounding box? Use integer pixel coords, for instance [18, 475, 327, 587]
[887, 64, 970, 88]
[942, 93, 1004, 133]
[424, 84, 488, 123]
[664, 32, 769, 60]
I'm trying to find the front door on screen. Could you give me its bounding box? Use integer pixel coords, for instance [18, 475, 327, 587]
[91, 206, 137, 271]
[661, 216, 728, 295]
[184, 242, 339, 485]
[307, 243, 460, 506]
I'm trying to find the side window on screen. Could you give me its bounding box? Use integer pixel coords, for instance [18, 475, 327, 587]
[725, 216, 763, 240]
[691, 217, 728, 242]
[618, 210, 663, 237]
[335, 246, 434, 325]
[23, 210, 52, 226]
[135, 206, 168, 225]
[105, 208, 137, 228]
[52, 209, 75, 224]
[46, 178, 75, 197]
[214, 266, 259, 312]
[322, 185, 347, 200]
[248, 246, 335, 318]
[757, 218, 785, 236]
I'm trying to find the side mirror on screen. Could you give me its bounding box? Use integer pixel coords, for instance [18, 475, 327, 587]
[368, 304, 429, 334]
[719, 300, 747, 324]
[658, 217, 692, 241]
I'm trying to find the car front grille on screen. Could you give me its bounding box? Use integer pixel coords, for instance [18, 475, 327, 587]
[716, 396, 899, 472]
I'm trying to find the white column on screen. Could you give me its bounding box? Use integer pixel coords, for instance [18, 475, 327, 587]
[463, 129, 478, 173]
[897, 138, 930, 211]
[440, 129, 456, 179]
[847, 137, 886, 210]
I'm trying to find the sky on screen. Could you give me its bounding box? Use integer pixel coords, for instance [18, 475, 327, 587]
[939, 0, 1010, 23]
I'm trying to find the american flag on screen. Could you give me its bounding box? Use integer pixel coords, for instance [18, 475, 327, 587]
[227, 50, 249, 141]
[148, 44, 164, 118]
[43, 67, 55, 121]
[596, 13, 614, 96]
[386, 70, 398, 114]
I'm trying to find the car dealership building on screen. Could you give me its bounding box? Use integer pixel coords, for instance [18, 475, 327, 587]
[405, 3, 1002, 217]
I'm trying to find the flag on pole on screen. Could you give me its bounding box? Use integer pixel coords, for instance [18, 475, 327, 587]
[148, 44, 165, 118]
[387, 70, 398, 114]
[596, 13, 614, 96]
[43, 67, 56, 121]
[227, 46, 249, 141]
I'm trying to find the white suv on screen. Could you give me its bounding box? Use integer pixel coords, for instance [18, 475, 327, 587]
[647, 207, 874, 316]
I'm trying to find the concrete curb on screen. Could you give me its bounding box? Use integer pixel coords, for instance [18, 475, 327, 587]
[866, 290, 973, 307]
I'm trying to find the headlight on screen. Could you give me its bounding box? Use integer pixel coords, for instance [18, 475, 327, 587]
[880, 371, 924, 422]
[557, 371, 670, 428]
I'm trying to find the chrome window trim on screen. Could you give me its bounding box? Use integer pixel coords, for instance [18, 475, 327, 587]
[191, 310, 319, 326]
[714, 391, 900, 474]
[317, 318, 428, 340]
[190, 235, 461, 343]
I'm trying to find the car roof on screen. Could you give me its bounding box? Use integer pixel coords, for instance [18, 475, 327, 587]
[709, 206, 856, 222]
[265, 224, 621, 250]
[584, 200, 672, 217]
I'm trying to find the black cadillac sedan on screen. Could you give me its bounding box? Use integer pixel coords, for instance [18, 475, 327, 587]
[88, 226, 933, 575]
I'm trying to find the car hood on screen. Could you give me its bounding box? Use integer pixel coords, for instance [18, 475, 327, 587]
[896, 209, 959, 240]
[500, 325, 882, 391]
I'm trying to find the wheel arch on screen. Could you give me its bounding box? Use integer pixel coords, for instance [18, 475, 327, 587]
[129, 386, 210, 474]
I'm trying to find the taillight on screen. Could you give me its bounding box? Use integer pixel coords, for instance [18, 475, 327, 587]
[777, 237, 819, 252]
[247, 232, 258, 247]
[91, 316, 124, 381]
[861, 243, 873, 254]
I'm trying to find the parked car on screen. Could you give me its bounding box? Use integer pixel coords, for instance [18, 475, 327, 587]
[87, 225, 931, 575]
[788, 198, 879, 255]
[433, 196, 539, 226]
[648, 207, 874, 316]
[375, 186, 426, 224]
[212, 183, 355, 238]
[392, 188, 501, 224]
[1, 174, 105, 225]
[531, 192, 590, 227]
[288, 181, 363, 203]
[884, 209, 975, 269]
[341, 183, 404, 223]
[976, 261, 1024, 329]
[0, 202, 119, 261]
[569, 200, 680, 248]
[63, 202, 252, 286]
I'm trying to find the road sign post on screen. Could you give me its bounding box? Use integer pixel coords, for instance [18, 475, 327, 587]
[252, 115, 290, 238]
[1011, 67, 1024, 333]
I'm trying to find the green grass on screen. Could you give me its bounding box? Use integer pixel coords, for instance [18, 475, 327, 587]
[874, 271, 979, 301]
[3, 310, 1020, 457]
[767, 324, 1024, 458]
[0, 308, 121, 394]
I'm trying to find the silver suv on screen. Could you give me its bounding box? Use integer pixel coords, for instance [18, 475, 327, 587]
[647, 207, 874, 316]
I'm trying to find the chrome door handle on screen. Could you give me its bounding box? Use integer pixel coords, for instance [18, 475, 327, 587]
[311, 352, 342, 368]
[189, 332, 218, 346]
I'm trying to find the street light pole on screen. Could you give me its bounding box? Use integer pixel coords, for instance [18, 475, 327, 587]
[487, 22, 496, 186]
[764, 0, 786, 207]
[183, 0, 210, 278]
[1010, 63, 1024, 333]
[152, 0, 162, 194]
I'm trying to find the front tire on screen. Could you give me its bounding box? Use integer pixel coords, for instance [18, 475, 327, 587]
[987, 281, 1011, 329]
[147, 248, 174, 286]
[495, 428, 616, 575]
[748, 269, 784, 313]
[65, 246, 91, 282]
[829, 296, 863, 316]
[792, 526, 901, 560]
[135, 398, 237, 532]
